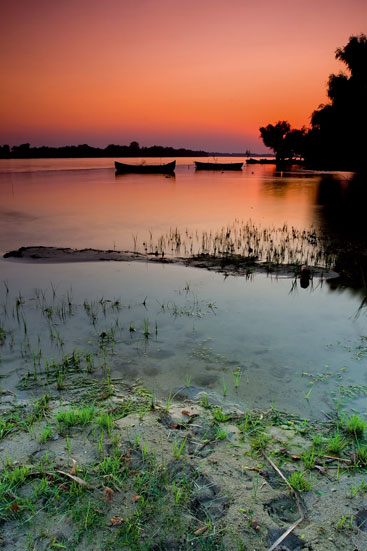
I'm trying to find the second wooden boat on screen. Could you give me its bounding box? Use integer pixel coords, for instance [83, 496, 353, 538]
[194, 161, 243, 170]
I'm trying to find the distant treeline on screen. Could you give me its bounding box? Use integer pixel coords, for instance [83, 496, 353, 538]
[259, 34, 366, 171]
[0, 141, 209, 159]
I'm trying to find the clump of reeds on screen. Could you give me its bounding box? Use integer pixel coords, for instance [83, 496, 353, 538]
[137, 220, 335, 270]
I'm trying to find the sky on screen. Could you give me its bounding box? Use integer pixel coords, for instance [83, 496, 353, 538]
[0, 0, 366, 153]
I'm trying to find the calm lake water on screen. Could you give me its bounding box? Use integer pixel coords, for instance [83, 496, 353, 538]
[0, 158, 366, 419]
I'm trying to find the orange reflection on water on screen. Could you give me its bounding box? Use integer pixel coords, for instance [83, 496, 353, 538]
[0, 159, 321, 254]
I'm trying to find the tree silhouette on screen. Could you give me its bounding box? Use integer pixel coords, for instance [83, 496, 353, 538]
[259, 34, 367, 170]
[259, 121, 291, 163]
[259, 121, 305, 163]
[309, 34, 367, 169]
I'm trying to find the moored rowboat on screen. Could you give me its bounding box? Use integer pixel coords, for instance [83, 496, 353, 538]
[194, 161, 243, 170]
[115, 160, 176, 174]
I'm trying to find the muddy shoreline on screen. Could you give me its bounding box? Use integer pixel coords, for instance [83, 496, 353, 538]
[1, 380, 367, 551]
[3, 246, 339, 281]
[2, 245, 366, 550]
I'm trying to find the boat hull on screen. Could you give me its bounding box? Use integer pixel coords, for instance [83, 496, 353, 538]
[194, 161, 243, 170]
[115, 160, 176, 174]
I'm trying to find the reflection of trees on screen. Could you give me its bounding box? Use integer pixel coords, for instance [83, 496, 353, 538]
[316, 173, 367, 300]
[316, 173, 367, 237]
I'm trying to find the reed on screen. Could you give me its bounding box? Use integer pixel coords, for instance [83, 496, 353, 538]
[141, 219, 335, 271]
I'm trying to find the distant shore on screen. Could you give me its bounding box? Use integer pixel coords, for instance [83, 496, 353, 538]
[0, 143, 270, 160]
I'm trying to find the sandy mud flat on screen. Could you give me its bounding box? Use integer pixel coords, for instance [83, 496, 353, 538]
[1, 378, 367, 551]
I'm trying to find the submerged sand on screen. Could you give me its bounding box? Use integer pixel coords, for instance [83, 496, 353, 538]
[3, 246, 338, 281]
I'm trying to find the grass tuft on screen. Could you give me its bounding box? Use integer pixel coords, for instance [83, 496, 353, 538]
[288, 471, 312, 492]
[345, 414, 366, 439]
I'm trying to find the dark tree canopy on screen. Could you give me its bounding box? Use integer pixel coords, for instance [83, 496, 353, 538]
[259, 121, 305, 163]
[335, 34, 367, 78]
[259, 121, 290, 162]
[260, 34, 367, 170]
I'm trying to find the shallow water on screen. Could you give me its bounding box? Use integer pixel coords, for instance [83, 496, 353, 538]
[0, 158, 366, 419]
[1, 258, 366, 419]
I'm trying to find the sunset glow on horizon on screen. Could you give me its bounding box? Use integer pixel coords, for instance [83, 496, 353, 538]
[1, 0, 366, 153]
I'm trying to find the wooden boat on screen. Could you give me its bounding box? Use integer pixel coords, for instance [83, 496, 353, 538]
[246, 158, 275, 164]
[194, 161, 243, 171]
[115, 160, 176, 174]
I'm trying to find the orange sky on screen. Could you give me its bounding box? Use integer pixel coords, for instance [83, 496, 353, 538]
[1, 0, 366, 152]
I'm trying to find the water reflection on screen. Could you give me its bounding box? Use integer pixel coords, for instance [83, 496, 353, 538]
[0, 158, 365, 295]
[0, 159, 331, 255]
[1, 159, 367, 419]
[313, 173, 367, 301]
[0, 258, 365, 419]
[316, 172, 367, 238]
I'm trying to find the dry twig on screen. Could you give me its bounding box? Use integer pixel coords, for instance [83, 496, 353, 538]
[262, 452, 305, 551]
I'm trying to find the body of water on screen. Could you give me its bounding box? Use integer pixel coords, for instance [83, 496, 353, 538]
[0, 157, 355, 254]
[0, 158, 365, 419]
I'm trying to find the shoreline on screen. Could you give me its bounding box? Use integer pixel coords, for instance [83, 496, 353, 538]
[1, 246, 367, 549]
[3, 245, 339, 280]
[1, 377, 367, 551]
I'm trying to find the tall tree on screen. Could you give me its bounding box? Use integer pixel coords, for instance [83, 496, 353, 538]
[259, 121, 306, 163]
[309, 34, 367, 169]
[259, 121, 291, 163]
[259, 34, 367, 170]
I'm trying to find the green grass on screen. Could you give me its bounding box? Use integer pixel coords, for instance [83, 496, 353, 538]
[239, 412, 264, 437]
[0, 418, 15, 440]
[345, 414, 366, 439]
[212, 407, 231, 423]
[96, 412, 114, 435]
[39, 425, 53, 443]
[355, 445, 367, 467]
[250, 432, 269, 451]
[326, 432, 347, 455]
[301, 449, 316, 470]
[232, 368, 241, 388]
[201, 393, 210, 408]
[97, 454, 126, 481]
[215, 426, 228, 440]
[57, 406, 95, 428]
[350, 478, 367, 497]
[288, 471, 312, 492]
[173, 437, 187, 459]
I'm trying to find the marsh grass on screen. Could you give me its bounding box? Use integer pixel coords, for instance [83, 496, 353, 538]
[250, 432, 270, 451]
[345, 414, 366, 439]
[232, 368, 241, 389]
[288, 471, 312, 492]
[96, 412, 114, 436]
[350, 478, 367, 497]
[173, 437, 187, 459]
[39, 425, 53, 443]
[57, 406, 95, 428]
[212, 407, 231, 423]
[143, 319, 150, 338]
[239, 412, 264, 438]
[139, 220, 335, 271]
[326, 432, 347, 455]
[301, 449, 316, 470]
[355, 445, 367, 467]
